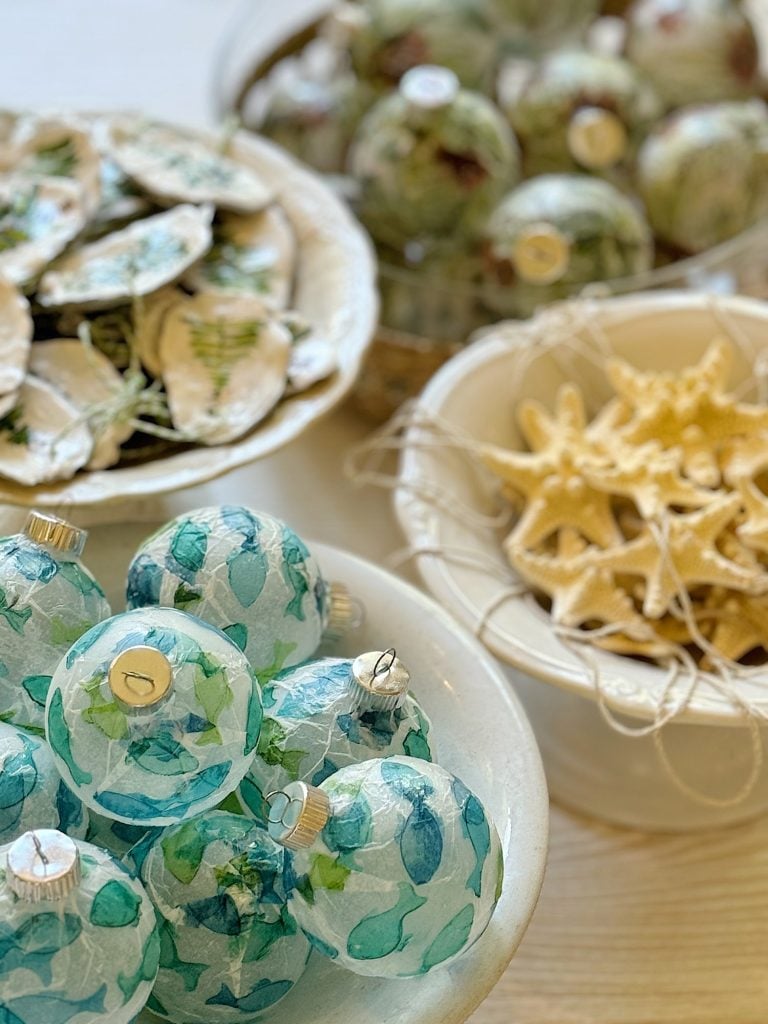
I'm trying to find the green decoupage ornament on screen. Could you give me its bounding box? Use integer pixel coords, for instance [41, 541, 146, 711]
[0, 511, 111, 735]
[0, 828, 159, 1023]
[125, 506, 358, 681]
[268, 756, 503, 978]
[0, 721, 88, 844]
[237, 650, 434, 824]
[85, 812, 161, 876]
[45, 606, 262, 826]
[140, 812, 310, 1023]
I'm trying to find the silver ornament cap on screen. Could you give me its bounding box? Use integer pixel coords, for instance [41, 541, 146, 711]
[6, 829, 81, 902]
[323, 581, 363, 643]
[349, 648, 410, 712]
[267, 781, 331, 851]
[400, 65, 460, 113]
[24, 511, 87, 556]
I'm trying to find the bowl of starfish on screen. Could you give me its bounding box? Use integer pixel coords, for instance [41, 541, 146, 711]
[395, 291, 768, 831]
[0, 110, 377, 508]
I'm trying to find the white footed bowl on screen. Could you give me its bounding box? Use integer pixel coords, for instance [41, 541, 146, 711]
[78, 523, 548, 1024]
[396, 292, 768, 831]
[0, 127, 377, 509]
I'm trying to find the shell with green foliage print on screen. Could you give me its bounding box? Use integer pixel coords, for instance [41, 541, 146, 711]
[45, 606, 262, 826]
[0, 834, 159, 1024]
[125, 506, 331, 677]
[283, 756, 503, 978]
[141, 811, 310, 1024]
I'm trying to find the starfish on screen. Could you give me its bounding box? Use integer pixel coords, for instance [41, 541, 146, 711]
[481, 383, 620, 548]
[703, 592, 768, 662]
[736, 479, 768, 556]
[720, 432, 768, 485]
[583, 441, 721, 519]
[607, 338, 768, 487]
[594, 494, 768, 619]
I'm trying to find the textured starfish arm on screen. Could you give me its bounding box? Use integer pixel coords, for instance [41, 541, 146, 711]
[505, 543, 582, 595]
[517, 399, 556, 452]
[479, 443, 549, 498]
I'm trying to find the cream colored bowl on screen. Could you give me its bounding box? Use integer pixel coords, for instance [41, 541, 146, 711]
[76, 524, 548, 1024]
[396, 292, 768, 830]
[0, 128, 377, 509]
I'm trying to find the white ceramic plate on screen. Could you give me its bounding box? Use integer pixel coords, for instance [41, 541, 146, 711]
[0, 127, 378, 509]
[79, 524, 548, 1024]
[396, 292, 768, 728]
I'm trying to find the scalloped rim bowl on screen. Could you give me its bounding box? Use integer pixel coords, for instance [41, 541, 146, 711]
[74, 525, 549, 1024]
[395, 292, 768, 830]
[0, 125, 378, 509]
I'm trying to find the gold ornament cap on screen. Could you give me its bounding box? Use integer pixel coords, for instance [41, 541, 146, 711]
[567, 106, 628, 170]
[23, 511, 87, 557]
[6, 830, 81, 902]
[323, 581, 364, 643]
[108, 646, 173, 709]
[349, 648, 410, 712]
[266, 781, 331, 851]
[400, 65, 460, 112]
[512, 222, 571, 285]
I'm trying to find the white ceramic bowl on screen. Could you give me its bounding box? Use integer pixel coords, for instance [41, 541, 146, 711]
[396, 292, 768, 831]
[78, 523, 548, 1024]
[0, 127, 378, 510]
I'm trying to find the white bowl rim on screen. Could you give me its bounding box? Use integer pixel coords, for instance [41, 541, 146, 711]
[0, 124, 378, 509]
[396, 290, 768, 728]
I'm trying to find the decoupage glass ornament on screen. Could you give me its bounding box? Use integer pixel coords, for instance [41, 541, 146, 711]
[349, 65, 520, 252]
[238, 650, 434, 823]
[45, 606, 262, 826]
[140, 811, 310, 1023]
[85, 812, 161, 875]
[0, 721, 88, 844]
[125, 505, 357, 680]
[0, 511, 111, 734]
[0, 829, 159, 1024]
[267, 756, 503, 977]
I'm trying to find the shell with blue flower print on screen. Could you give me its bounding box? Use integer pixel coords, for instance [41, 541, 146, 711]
[237, 657, 434, 824]
[287, 756, 503, 977]
[0, 531, 111, 735]
[45, 607, 263, 827]
[0, 837, 159, 1024]
[0, 722, 88, 844]
[126, 506, 330, 680]
[141, 812, 310, 1024]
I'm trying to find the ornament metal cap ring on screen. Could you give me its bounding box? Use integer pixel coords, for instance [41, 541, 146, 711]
[512, 222, 571, 285]
[108, 645, 173, 708]
[567, 105, 628, 170]
[266, 781, 331, 850]
[400, 65, 460, 111]
[323, 580, 365, 643]
[24, 510, 87, 556]
[350, 648, 410, 712]
[6, 829, 81, 902]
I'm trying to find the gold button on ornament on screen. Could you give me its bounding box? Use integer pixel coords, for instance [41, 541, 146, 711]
[23, 511, 87, 556]
[108, 646, 173, 708]
[512, 223, 571, 285]
[567, 106, 628, 170]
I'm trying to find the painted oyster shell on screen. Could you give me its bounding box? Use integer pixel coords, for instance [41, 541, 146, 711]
[111, 120, 273, 213]
[159, 293, 292, 444]
[133, 285, 183, 378]
[37, 202, 214, 308]
[9, 117, 103, 215]
[0, 375, 92, 484]
[183, 205, 297, 308]
[638, 100, 768, 254]
[28, 339, 133, 469]
[0, 279, 32, 418]
[0, 174, 87, 287]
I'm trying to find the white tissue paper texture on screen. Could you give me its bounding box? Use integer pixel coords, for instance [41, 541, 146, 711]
[141, 811, 310, 1023]
[288, 756, 504, 978]
[237, 657, 434, 824]
[0, 838, 159, 1024]
[45, 607, 262, 826]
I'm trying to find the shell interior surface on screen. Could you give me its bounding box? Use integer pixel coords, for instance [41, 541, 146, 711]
[9, 116, 104, 215]
[0, 278, 32, 407]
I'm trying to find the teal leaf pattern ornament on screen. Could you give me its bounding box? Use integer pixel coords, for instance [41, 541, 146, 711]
[0, 532, 111, 732]
[141, 812, 310, 1023]
[0, 722, 88, 843]
[0, 837, 158, 1024]
[125, 505, 331, 673]
[286, 757, 503, 978]
[237, 657, 434, 826]
[45, 607, 261, 826]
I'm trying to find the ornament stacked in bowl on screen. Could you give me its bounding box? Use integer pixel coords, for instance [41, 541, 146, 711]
[0, 505, 504, 1023]
[235, 0, 768, 416]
